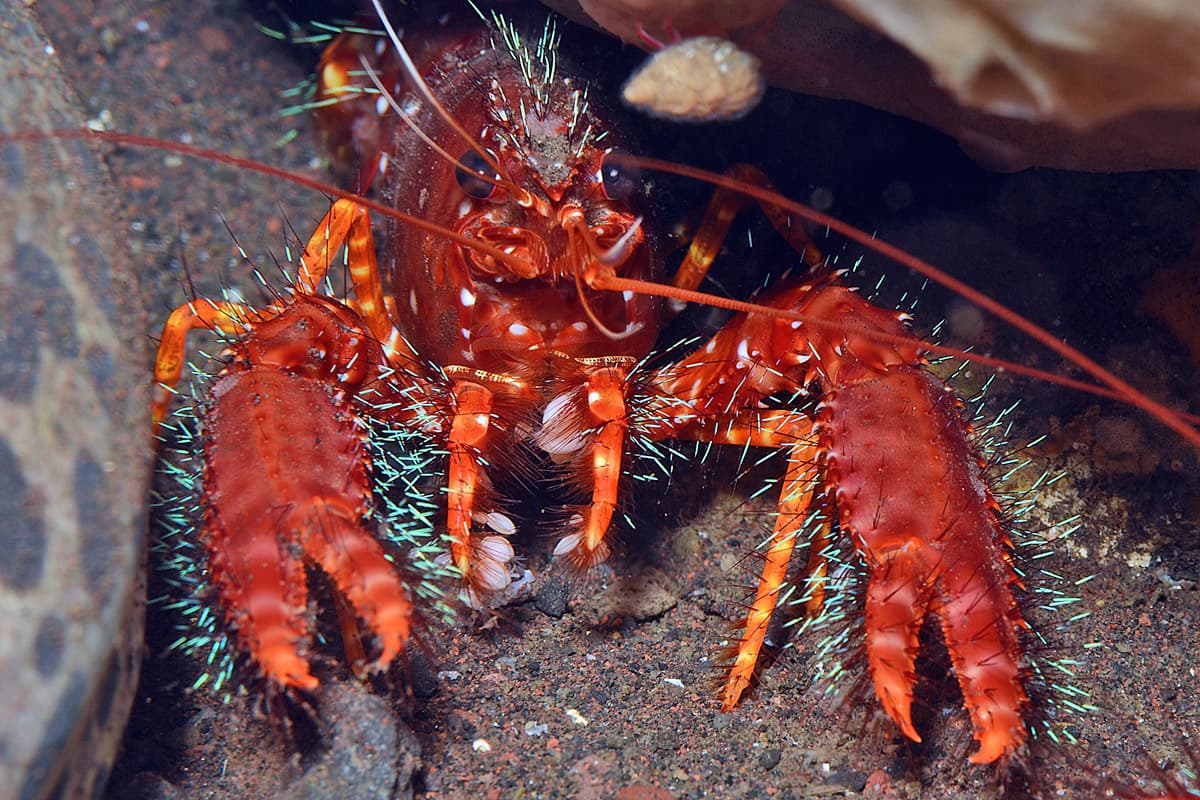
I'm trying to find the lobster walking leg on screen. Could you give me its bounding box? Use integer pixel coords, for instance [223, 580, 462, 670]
[546, 361, 636, 570]
[152, 299, 270, 432]
[669, 163, 823, 298]
[152, 199, 407, 430]
[656, 410, 822, 710]
[444, 378, 518, 602]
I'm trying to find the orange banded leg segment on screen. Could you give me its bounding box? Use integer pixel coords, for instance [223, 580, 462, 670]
[446, 380, 514, 601]
[671, 163, 824, 300]
[724, 447, 820, 709]
[863, 547, 930, 743]
[657, 409, 820, 710]
[297, 199, 403, 353]
[553, 365, 631, 569]
[152, 298, 270, 433]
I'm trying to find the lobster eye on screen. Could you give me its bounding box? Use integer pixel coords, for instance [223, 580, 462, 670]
[455, 150, 500, 199]
[600, 149, 641, 200]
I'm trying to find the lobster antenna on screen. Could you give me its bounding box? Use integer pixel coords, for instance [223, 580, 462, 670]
[355, 55, 509, 196]
[631, 155, 1200, 449]
[367, 0, 528, 203]
[16, 126, 1196, 432]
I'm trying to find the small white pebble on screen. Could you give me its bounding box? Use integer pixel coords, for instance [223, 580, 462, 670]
[566, 708, 589, 726]
[523, 721, 548, 737]
[663, 678, 685, 688]
[472, 738, 492, 753]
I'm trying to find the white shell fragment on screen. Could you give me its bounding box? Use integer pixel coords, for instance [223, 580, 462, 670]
[622, 36, 765, 122]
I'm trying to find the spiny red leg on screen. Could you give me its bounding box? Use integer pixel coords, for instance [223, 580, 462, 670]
[298, 198, 402, 352]
[152, 298, 269, 434]
[549, 363, 633, 570]
[657, 410, 820, 709]
[446, 379, 514, 602]
[638, 278, 827, 708]
[670, 163, 823, 301]
[724, 445, 816, 709]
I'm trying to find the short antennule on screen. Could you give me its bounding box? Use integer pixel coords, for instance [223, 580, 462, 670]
[368, 0, 519, 197]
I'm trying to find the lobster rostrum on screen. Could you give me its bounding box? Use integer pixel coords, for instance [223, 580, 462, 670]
[131, 0, 1200, 776]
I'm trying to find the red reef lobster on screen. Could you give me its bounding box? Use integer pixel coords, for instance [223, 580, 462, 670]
[127, 0, 1200, 781]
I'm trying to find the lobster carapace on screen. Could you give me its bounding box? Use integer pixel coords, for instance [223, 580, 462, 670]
[302, 6, 1037, 763]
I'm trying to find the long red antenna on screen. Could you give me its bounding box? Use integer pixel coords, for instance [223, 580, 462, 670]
[10, 128, 1196, 445]
[631, 155, 1200, 450]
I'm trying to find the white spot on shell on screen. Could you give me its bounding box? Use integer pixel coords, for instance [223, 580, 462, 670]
[508, 322, 529, 336]
[475, 557, 512, 592]
[375, 95, 388, 117]
[543, 393, 574, 426]
[460, 288, 476, 307]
